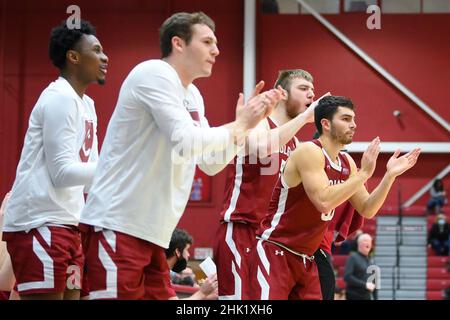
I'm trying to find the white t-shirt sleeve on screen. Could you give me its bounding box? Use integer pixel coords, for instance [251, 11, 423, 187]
[134, 71, 230, 159]
[42, 94, 96, 188]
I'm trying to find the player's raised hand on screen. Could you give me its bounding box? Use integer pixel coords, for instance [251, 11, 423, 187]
[235, 81, 282, 130]
[386, 148, 421, 178]
[360, 137, 381, 180]
[302, 92, 331, 123]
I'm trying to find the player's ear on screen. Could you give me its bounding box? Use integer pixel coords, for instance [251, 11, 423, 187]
[66, 49, 80, 66]
[321, 118, 331, 132]
[281, 88, 288, 101]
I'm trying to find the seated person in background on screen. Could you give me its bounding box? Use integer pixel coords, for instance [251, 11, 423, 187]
[427, 179, 447, 214]
[165, 228, 218, 300]
[428, 213, 450, 256]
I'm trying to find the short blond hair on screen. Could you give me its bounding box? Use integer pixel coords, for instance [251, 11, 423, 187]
[274, 69, 313, 91]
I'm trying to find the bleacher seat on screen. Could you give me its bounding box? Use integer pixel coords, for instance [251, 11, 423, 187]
[337, 266, 345, 277]
[173, 284, 197, 298]
[427, 267, 450, 279]
[426, 290, 444, 300]
[335, 277, 345, 289]
[426, 279, 450, 290]
[427, 256, 449, 268]
[332, 255, 349, 267]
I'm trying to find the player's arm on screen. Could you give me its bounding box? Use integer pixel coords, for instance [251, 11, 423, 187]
[247, 92, 330, 158]
[289, 138, 381, 213]
[43, 95, 96, 188]
[348, 148, 421, 219]
[197, 84, 282, 175]
[140, 74, 280, 162]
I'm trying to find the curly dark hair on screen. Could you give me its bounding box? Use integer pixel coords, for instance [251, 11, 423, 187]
[49, 20, 96, 70]
[315, 96, 354, 135]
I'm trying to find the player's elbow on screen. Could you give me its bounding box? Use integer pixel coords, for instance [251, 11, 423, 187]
[315, 201, 332, 214]
[359, 209, 377, 219]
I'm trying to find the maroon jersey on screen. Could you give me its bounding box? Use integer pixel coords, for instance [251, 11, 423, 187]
[257, 139, 352, 257]
[219, 118, 297, 229]
[319, 201, 364, 254]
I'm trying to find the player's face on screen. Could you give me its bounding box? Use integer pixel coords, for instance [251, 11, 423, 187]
[184, 24, 219, 79]
[285, 78, 315, 118]
[77, 34, 108, 85]
[329, 107, 356, 145]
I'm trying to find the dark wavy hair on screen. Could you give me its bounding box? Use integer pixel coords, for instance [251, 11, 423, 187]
[315, 96, 354, 135]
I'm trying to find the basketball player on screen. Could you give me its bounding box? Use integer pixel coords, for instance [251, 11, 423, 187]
[79, 12, 282, 300]
[213, 69, 331, 299]
[2, 20, 108, 300]
[249, 96, 421, 299]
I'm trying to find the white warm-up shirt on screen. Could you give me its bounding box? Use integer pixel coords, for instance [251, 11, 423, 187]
[80, 60, 231, 248]
[3, 77, 98, 231]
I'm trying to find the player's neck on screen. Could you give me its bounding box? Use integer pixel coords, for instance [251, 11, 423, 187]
[163, 56, 193, 88]
[271, 103, 291, 125]
[60, 72, 87, 98]
[318, 135, 344, 165]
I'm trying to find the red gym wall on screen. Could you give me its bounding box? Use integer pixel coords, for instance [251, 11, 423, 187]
[0, 1, 448, 250]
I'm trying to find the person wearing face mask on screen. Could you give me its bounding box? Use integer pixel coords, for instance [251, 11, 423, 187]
[165, 228, 218, 300]
[428, 214, 450, 256]
[344, 233, 377, 300]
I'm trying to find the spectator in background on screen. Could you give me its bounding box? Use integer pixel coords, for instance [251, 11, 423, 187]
[165, 228, 218, 300]
[428, 213, 450, 256]
[344, 233, 377, 300]
[427, 179, 447, 214]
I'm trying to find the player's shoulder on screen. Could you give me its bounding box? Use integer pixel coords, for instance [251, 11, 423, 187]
[294, 140, 322, 155]
[43, 81, 78, 107]
[290, 140, 323, 163]
[340, 150, 356, 168]
[188, 83, 202, 99]
[127, 59, 179, 87]
[133, 59, 175, 76]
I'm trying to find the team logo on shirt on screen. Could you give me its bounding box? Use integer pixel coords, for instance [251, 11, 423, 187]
[79, 120, 94, 162]
[321, 209, 335, 221]
[187, 107, 201, 127]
